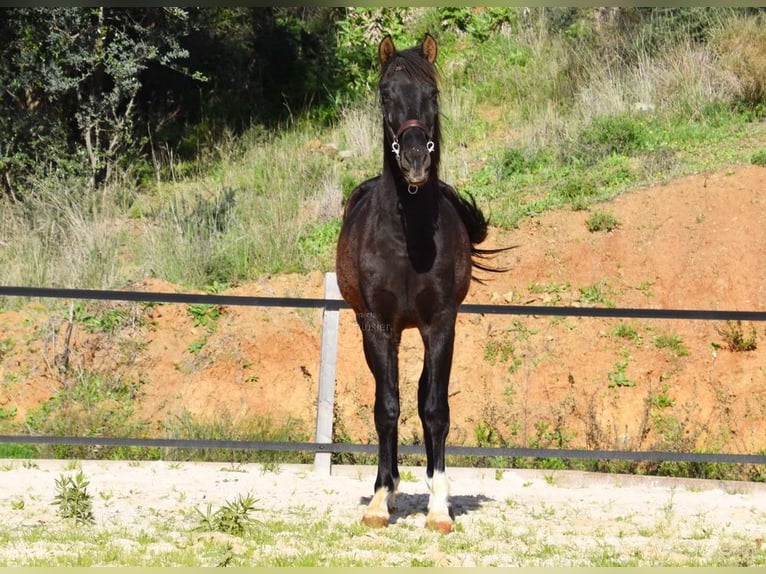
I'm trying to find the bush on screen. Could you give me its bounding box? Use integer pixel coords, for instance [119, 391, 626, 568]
[751, 150, 766, 167]
[713, 13, 766, 107]
[586, 210, 620, 232]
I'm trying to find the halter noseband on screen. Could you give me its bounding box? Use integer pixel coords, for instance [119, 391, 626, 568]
[389, 119, 435, 163]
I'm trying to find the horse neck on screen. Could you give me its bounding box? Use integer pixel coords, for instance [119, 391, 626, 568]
[374, 169, 437, 244]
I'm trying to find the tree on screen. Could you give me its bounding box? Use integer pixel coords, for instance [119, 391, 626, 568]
[0, 7, 193, 196]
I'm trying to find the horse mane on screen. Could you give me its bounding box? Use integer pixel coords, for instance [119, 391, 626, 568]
[380, 45, 440, 87]
[377, 38, 508, 281]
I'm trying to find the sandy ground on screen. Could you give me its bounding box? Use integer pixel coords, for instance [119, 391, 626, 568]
[1, 459, 765, 566]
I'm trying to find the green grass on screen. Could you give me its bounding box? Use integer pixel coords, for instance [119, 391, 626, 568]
[586, 210, 621, 233]
[653, 333, 690, 357]
[160, 409, 312, 464]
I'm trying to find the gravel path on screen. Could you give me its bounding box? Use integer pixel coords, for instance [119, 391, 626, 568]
[2, 459, 765, 566]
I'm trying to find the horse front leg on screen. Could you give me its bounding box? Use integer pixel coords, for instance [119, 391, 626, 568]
[418, 320, 456, 533]
[360, 324, 401, 528]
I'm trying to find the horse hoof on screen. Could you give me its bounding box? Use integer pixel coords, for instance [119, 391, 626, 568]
[426, 516, 453, 534]
[361, 514, 389, 528]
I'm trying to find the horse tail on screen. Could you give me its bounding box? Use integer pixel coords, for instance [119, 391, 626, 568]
[441, 184, 512, 280]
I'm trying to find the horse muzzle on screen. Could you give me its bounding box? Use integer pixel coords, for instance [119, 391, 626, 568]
[390, 120, 435, 191]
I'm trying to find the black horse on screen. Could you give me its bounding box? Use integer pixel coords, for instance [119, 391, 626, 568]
[336, 33, 500, 533]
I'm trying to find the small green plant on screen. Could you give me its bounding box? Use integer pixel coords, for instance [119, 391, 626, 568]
[586, 210, 620, 232]
[187, 303, 222, 329]
[716, 321, 758, 352]
[578, 280, 615, 307]
[52, 470, 94, 524]
[483, 336, 521, 372]
[188, 338, 207, 355]
[636, 280, 655, 298]
[399, 470, 417, 482]
[73, 303, 140, 334]
[751, 149, 766, 167]
[650, 384, 675, 410]
[0, 406, 17, 421]
[186, 303, 223, 354]
[608, 359, 636, 388]
[653, 334, 689, 357]
[474, 421, 500, 447]
[527, 281, 570, 304]
[0, 337, 15, 359]
[609, 323, 641, 344]
[193, 493, 260, 536]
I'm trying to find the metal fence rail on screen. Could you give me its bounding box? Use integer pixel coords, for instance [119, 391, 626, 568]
[2, 277, 766, 473]
[0, 434, 763, 465]
[2, 284, 766, 321]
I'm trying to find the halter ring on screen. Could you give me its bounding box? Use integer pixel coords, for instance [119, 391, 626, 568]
[391, 140, 401, 160]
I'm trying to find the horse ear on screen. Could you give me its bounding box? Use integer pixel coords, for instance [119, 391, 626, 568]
[420, 33, 437, 64]
[379, 35, 396, 66]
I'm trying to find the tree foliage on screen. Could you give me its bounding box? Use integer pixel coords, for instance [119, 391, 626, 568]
[0, 7, 764, 201]
[0, 8, 192, 195]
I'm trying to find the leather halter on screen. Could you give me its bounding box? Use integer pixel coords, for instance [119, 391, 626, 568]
[395, 119, 432, 140]
[387, 118, 436, 170]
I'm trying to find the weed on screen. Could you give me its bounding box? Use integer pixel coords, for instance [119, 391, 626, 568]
[483, 336, 521, 372]
[24, 371, 150, 459]
[399, 470, 417, 482]
[586, 210, 620, 232]
[752, 150, 766, 167]
[187, 338, 207, 355]
[52, 470, 94, 525]
[576, 113, 648, 163]
[608, 359, 636, 388]
[609, 323, 641, 344]
[187, 304, 222, 330]
[653, 334, 690, 357]
[474, 421, 500, 447]
[636, 280, 655, 298]
[650, 385, 675, 409]
[74, 303, 134, 334]
[0, 406, 18, 421]
[194, 493, 260, 536]
[716, 321, 757, 352]
[0, 337, 15, 359]
[578, 280, 615, 307]
[528, 281, 571, 304]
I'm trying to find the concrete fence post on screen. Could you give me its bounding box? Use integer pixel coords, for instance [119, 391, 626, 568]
[313, 272, 341, 475]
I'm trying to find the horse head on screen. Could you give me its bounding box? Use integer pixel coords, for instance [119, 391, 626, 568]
[378, 34, 440, 194]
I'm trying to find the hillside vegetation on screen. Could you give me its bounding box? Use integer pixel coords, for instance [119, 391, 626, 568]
[2, 7, 766, 294]
[3, 9, 766, 476]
